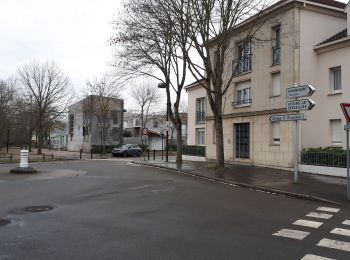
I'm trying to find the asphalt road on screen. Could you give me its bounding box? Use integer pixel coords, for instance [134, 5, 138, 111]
[0, 159, 349, 260]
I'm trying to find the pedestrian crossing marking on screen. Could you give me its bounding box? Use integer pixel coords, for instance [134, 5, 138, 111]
[330, 228, 350, 237]
[316, 207, 340, 213]
[342, 220, 350, 226]
[306, 212, 333, 220]
[273, 229, 310, 240]
[293, 219, 323, 229]
[317, 238, 350, 252]
[301, 254, 335, 260]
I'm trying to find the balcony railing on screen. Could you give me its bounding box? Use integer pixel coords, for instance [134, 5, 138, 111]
[272, 46, 281, 65]
[196, 111, 205, 123]
[232, 99, 252, 107]
[232, 55, 252, 76]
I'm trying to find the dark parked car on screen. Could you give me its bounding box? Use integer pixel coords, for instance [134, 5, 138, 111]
[112, 144, 142, 157]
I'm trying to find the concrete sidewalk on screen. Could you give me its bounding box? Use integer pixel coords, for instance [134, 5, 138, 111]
[133, 159, 350, 205]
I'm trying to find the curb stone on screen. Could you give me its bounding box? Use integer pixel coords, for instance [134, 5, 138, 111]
[132, 161, 343, 206]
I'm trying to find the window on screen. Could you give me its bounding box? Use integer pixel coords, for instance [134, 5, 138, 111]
[330, 119, 342, 146]
[272, 26, 281, 65]
[330, 67, 341, 92]
[196, 98, 206, 123]
[196, 128, 205, 146]
[233, 39, 252, 76]
[153, 121, 158, 128]
[111, 110, 119, 124]
[234, 81, 251, 107]
[272, 72, 281, 96]
[271, 122, 280, 145]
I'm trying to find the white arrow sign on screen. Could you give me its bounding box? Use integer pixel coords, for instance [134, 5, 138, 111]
[286, 99, 315, 111]
[270, 113, 306, 122]
[286, 85, 315, 99]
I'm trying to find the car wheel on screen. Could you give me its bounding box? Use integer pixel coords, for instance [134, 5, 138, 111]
[112, 153, 117, 157]
[136, 151, 141, 157]
[123, 151, 128, 157]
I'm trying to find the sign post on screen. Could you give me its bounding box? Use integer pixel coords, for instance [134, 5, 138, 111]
[271, 83, 316, 184]
[340, 103, 350, 200]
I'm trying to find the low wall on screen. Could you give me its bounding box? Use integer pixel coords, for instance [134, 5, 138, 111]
[299, 164, 347, 178]
[182, 155, 206, 162]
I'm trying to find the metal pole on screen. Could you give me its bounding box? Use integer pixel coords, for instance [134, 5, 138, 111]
[6, 129, 9, 154]
[346, 130, 350, 200]
[294, 116, 299, 183]
[166, 104, 169, 162]
[161, 134, 164, 160]
[153, 149, 155, 160]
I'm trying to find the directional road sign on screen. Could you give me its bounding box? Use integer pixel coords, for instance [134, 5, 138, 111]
[286, 99, 315, 111]
[286, 85, 315, 99]
[270, 113, 306, 122]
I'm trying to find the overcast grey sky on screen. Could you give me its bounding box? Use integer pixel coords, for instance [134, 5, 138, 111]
[0, 0, 122, 92]
[0, 0, 347, 110]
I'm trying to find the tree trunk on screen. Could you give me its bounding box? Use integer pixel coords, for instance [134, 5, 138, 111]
[37, 128, 43, 154]
[176, 123, 182, 163]
[214, 114, 224, 167]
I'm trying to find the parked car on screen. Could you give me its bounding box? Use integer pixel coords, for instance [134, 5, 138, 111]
[112, 144, 142, 157]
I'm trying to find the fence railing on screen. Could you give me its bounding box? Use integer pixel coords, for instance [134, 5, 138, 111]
[301, 150, 346, 168]
[182, 145, 205, 157]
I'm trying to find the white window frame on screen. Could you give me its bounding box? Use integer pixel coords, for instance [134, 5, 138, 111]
[330, 119, 342, 146]
[271, 122, 280, 145]
[271, 72, 281, 97]
[330, 66, 341, 92]
[196, 128, 205, 146]
[235, 81, 251, 107]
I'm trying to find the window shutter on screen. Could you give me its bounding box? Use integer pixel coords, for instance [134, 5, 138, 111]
[272, 73, 281, 96]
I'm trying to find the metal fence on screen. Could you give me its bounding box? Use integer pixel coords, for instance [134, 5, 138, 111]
[301, 150, 346, 168]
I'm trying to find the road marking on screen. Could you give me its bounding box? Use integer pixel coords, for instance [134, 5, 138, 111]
[342, 220, 350, 226]
[306, 212, 333, 220]
[293, 219, 323, 228]
[330, 228, 350, 237]
[317, 238, 350, 252]
[273, 229, 310, 240]
[316, 207, 340, 213]
[301, 254, 335, 260]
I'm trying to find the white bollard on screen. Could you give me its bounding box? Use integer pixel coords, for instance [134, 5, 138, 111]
[20, 150, 29, 168]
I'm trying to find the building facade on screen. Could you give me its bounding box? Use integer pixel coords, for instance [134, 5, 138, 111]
[187, 0, 349, 168]
[67, 95, 124, 152]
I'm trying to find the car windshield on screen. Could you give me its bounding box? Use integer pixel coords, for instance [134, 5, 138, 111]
[121, 145, 130, 149]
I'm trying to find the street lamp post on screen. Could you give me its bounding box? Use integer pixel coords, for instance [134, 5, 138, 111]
[158, 82, 169, 162]
[119, 101, 127, 146]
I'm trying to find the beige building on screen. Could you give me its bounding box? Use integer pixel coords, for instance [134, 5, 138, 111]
[185, 80, 207, 146]
[187, 0, 349, 168]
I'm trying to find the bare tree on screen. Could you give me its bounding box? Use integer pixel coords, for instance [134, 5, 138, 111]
[112, 0, 190, 162]
[130, 82, 161, 129]
[18, 60, 72, 154]
[165, 0, 273, 166]
[0, 78, 16, 149]
[84, 73, 123, 154]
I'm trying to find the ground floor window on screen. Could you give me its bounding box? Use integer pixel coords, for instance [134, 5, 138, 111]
[330, 119, 342, 146]
[196, 128, 205, 146]
[271, 122, 280, 145]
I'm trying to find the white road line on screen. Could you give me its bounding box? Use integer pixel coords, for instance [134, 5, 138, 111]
[317, 238, 350, 252]
[306, 212, 333, 220]
[293, 219, 323, 228]
[342, 220, 350, 226]
[316, 207, 340, 213]
[301, 254, 335, 260]
[330, 228, 350, 237]
[272, 229, 310, 240]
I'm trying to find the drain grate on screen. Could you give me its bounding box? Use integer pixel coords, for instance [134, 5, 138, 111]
[0, 218, 11, 226]
[23, 206, 53, 212]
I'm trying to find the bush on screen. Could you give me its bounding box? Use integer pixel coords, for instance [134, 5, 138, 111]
[91, 145, 117, 154]
[182, 145, 205, 157]
[301, 147, 346, 168]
